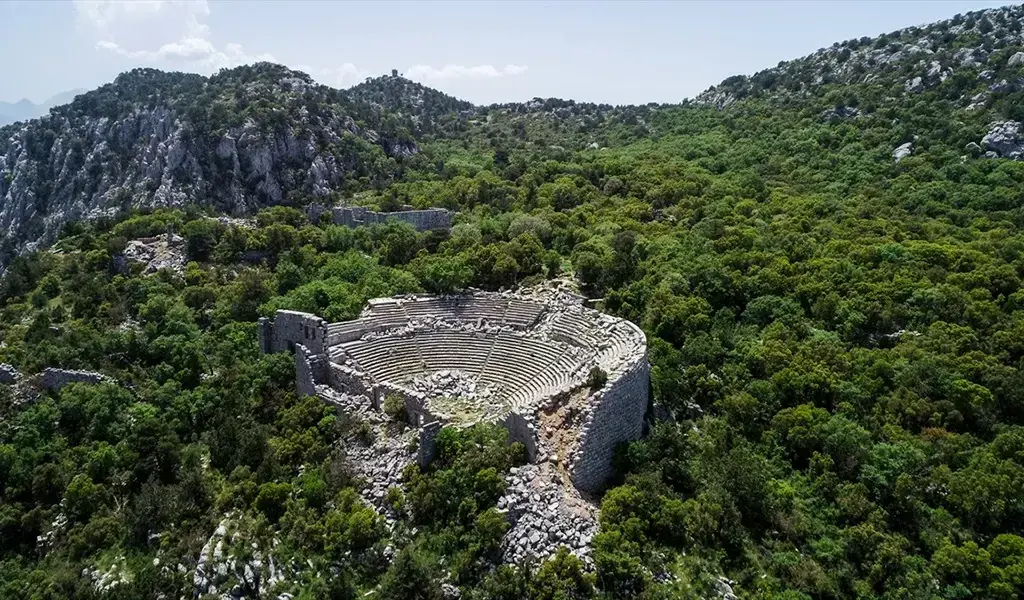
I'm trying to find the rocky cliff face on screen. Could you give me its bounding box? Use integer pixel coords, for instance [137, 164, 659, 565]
[0, 65, 416, 269]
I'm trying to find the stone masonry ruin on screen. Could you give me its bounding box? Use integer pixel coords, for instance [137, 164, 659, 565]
[259, 289, 650, 563]
[305, 202, 454, 232]
[261, 290, 649, 491]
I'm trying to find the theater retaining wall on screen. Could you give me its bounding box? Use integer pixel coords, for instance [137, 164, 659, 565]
[567, 353, 650, 492]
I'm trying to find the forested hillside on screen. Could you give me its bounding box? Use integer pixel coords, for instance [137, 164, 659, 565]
[2, 5, 1024, 600]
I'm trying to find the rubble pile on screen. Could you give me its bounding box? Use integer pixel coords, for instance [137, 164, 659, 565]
[497, 463, 599, 566]
[121, 233, 187, 274]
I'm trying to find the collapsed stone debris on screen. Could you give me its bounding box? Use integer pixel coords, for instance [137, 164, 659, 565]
[115, 233, 187, 275]
[259, 289, 650, 563]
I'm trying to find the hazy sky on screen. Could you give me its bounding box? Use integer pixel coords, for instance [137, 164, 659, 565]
[0, 0, 1014, 106]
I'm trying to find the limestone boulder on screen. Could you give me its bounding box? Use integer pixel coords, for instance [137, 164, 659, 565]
[981, 121, 1024, 159]
[893, 142, 914, 162]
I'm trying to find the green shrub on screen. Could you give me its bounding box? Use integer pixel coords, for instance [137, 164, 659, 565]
[587, 366, 608, 391]
[384, 394, 407, 422]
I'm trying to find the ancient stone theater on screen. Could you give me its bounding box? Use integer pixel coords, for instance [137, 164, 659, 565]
[259, 289, 649, 492]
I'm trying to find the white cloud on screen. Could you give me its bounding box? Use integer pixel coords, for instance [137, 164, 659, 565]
[296, 63, 367, 88]
[406, 64, 529, 80]
[75, 0, 209, 31]
[72, 1, 527, 92]
[74, 0, 271, 72]
[97, 37, 275, 70]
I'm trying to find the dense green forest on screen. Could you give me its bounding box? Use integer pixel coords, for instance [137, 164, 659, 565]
[3, 5, 1024, 600]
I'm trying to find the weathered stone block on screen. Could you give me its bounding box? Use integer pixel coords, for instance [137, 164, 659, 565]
[40, 368, 107, 392]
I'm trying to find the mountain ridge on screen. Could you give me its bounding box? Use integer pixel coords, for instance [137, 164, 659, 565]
[1, 5, 1022, 272]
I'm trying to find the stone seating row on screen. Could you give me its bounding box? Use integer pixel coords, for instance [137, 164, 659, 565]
[340, 336, 425, 381]
[447, 298, 509, 323]
[334, 325, 588, 408]
[416, 331, 495, 372]
[361, 302, 410, 328]
[503, 300, 546, 328]
[548, 313, 600, 346]
[507, 352, 582, 410]
[478, 336, 563, 389]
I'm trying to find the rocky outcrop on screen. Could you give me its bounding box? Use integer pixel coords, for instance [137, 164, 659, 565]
[820, 106, 860, 121]
[193, 518, 286, 598]
[980, 121, 1024, 159]
[0, 363, 20, 384]
[694, 5, 1024, 109]
[119, 233, 186, 274]
[904, 76, 925, 93]
[0, 65, 418, 273]
[893, 142, 914, 162]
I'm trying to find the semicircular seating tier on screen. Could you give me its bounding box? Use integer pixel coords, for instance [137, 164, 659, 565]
[324, 292, 646, 423]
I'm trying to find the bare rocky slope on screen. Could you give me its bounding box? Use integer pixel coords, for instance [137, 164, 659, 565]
[0, 65, 417, 269]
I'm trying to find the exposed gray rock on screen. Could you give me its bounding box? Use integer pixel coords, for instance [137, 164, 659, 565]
[0, 70, 418, 275]
[965, 141, 982, 154]
[821, 105, 860, 121]
[904, 76, 924, 93]
[0, 363, 20, 384]
[715, 576, 739, 600]
[989, 79, 1016, 93]
[1008, 51, 1024, 67]
[955, 47, 987, 68]
[893, 142, 914, 162]
[193, 517, 288, 598]
[981, 121, 1024, 159]
[119, 233, 186, 274]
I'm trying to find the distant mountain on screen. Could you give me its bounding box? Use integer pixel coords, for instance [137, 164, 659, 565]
[0, 89, 86, 126]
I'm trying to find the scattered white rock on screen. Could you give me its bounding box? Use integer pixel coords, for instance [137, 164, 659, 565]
[0, 363, 20, 384]
[981, 121, 1024, 159]
[892, 142, 914, 162]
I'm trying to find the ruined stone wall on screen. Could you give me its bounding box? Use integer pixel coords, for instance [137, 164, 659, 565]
[567, 353, 650, 492]
[295, 344, 329, 397]
[382, 209, 453, 231]
[40, 368, 107, 392]
[271, 310, 328, 354]
[305, 202, 329, 224]
[330, 206, 453, 232]
[418, 421, 444, 468]
[257, 317, 275, 354]
[370, 380, 434, 425]
[502, 411, 540, 462]
[328, 363, 373, 398]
